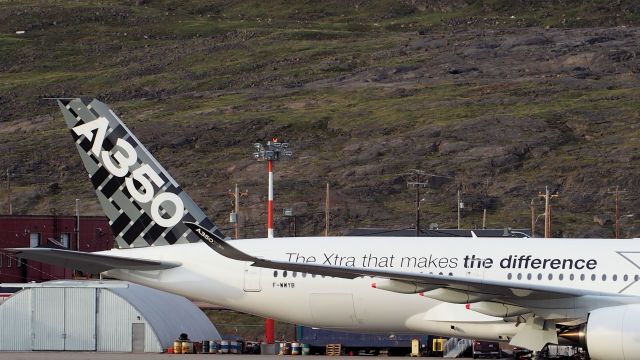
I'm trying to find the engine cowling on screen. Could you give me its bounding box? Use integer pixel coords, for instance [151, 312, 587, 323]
[561, 304, 640, 360]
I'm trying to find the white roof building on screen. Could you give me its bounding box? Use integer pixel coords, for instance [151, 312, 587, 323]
[0, 280, 220, 352]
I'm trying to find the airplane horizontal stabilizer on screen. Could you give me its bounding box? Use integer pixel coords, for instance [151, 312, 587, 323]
[5, 248, 182, 274]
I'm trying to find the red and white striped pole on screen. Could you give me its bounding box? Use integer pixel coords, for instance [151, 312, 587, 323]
[267, 159, 274, 239]
[266, 158, 275, 344]
[253, 137, 292, 346]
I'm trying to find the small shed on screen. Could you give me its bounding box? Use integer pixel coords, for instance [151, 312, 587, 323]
[0, 280, 220, 352]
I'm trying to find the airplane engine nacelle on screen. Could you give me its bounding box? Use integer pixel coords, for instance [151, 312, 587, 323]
[575, 305, 640, 360]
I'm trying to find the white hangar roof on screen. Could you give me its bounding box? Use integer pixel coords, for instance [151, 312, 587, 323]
[0, 280, 221, 352]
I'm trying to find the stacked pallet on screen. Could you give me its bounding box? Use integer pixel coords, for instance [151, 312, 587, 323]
[326, 344, 343, 356]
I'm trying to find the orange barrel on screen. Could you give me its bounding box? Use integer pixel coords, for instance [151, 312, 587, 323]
[173, 340, 182, 354]
[182, 340, 193, 354]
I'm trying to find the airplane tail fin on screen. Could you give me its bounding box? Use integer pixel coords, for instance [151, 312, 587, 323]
[58, 98, 225, 248]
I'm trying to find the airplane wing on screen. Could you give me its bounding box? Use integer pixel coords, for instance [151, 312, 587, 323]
[4, 248, 182, 274]
[184, 222, 616, 304]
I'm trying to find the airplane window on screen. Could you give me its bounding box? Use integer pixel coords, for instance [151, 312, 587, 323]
[448, 272, 453, 276]
[591, 274, 596, 281]
[312, 274, 316, 278]
[321, 275, 325, 278]
[570, 274, 574, 281]
[517, 273, 522, 280]
[283, 271, 288, 278]
[438, 272, 443, 276]
[293, 272, 297, 278]
[537, 273, 542, 280]
[527, 274, 532, 280]
[302, 273, 307, 278]
[580, 274, 585, 281]
[507, 273, 512, 280]
[273, 271, 278, 278]
[624, 275, 629, 281]
[635, 275, 640, 281]
[548, 274, 553, 280]
[602, 274, 606, 281]
[559, 274, 564, 281]
[613, 274, 617, 281]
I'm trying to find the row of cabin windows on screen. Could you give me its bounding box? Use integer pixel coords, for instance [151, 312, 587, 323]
[507, 273, 640, 282]
[272, 270, 640, 284]
[273, 271, 326, 279]
[272, 271, 457, 279]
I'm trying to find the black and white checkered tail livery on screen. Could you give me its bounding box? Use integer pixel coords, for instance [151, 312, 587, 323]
[58, 98, 225, 248]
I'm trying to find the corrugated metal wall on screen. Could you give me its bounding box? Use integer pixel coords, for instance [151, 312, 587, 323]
[64, 288, 96, 350]
[112, 283, 220, 348]
[32, 288, 64, 350]
[96, 289, 161, 352]
[0, 282, 214, 352]
[0, 289, 31, 350]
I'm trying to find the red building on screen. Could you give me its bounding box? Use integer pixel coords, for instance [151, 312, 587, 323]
[0, 215, 114, 283]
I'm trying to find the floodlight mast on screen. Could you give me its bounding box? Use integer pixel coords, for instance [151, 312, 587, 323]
[253, 139, 292, 238]
[252, 137, 292, 345]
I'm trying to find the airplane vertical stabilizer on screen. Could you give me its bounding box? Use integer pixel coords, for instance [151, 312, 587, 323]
[58, 98, 225, 248]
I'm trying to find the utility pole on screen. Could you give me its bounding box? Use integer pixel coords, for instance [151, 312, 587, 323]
[457, 189, 462, 230]
[530, 199, 536, 237]
[228, 184, 248, 240]
[539, 187, 559, 238]
[6, 169, 11, 215]
[608, 186, 627, 239]
[324, 182, 330, 237]
[75, 198, 80, 250]
[252, 138, 292, 345]
[482, 209, 487, 229]
[407, 170, 428, 237]
[283, 208, 297, 237]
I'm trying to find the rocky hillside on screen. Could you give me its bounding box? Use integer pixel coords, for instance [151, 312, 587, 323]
[1, 1, 639, 239]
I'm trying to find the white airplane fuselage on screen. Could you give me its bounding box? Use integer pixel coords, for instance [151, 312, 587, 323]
[103, 236, 640, 340]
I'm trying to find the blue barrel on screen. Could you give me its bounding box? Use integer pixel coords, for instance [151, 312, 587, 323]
[302, 343, 310, 355]
[230, 340, 239, 354]
[203, 340, 210, 353]
[221, 340, 230, 354]
[210, 341, 218, 354]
